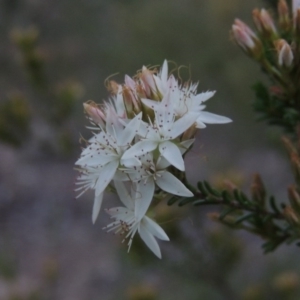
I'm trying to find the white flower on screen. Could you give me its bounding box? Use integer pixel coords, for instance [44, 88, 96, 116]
[103, 181, 169, 258]
[118, 140, 195, 197]
[142, 60, 232, 129]
[122, 91, 198, 171]
[75, 110, 142, 223]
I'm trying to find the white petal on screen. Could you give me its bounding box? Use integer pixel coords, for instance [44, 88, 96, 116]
[141, 98, 160, 111]
[95, 160, 119, 196]
[113, 170, 129, 181]
[135, 180, 155, 221]
[156, 171, 193, 197]
[170, 113, 198, 138]
[139, 225, 162, 258]
[197, 111, 232, 124]
[92, 192, 104, 224]
[105, 105, 123, 139]
[156, 156, 171, 170]
[105, 206, 131, 218]
[114, 181, 134, 210]
[122, 140, 158, 161]
[125, 75, 136, 90]
[159, 141, 185, 171]
[76, 153, 116, 167]
[153, 74, 164, 96]
[121, 157, 141, 168]
[179, 139, 195, 155]
[195, 120, 206, 128]
[193, 91, 215, 104]
[118, 112, 142, 146]
[160, 60, 168, 85]
[138, 121, 159, 139]
[114, 86, 126, 117]
[143, 216, 169, 241]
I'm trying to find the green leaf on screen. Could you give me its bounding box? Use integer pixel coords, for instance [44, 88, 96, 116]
[234, 213, 255, 225]
[193, 199, 217, 206]
[269, 196, 281, 214]
[219, 207, 236, 220]
[203, 181, 221, 197]
[197, 181, 208, 196]
[178, 197, 198, 207]
[221, 190, 231, 204]
[167, 196, 180, 206]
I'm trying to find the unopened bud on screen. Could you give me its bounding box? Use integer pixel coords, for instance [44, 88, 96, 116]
[261, 9, 277, 34]
[124, 75, 136, 90]
[181, 123, 197, 141]
[294, 8, 300, 36]
[251, 173, 266, 207]
[278, 0, 291, 31]
[122, 86, 141, 118]
[283, 206, 300, 226]
[83, 102, 105, 126]
[282, 136, 298, 156]
[252, 9, 277, 38]
[252, 9, 263, 32]
[288, 185, 300, 213]
[136, 83, 147, 99]
[107, 80, 119, 95]
[140, 66, 156, 97]
[232, 19, 262, 58]
[274, 39, 294, 67]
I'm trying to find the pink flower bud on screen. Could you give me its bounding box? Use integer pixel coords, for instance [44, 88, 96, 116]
[232, 19, 262, 58]
[278, 0, 291, 31]
[107, 80, 119, 95]
[122, 86, 141, 117]
[124, 75, 136, 90]
[274, 39, 294, 67]
[294, 8, 300, 33]
[252, 8, 277, 37]
[260, 9, 277, 34]
[140, 66, 156, 97]
[232, 23, 256, 50]
[234, 19, 257, 39]
[83, 102, 105, 126]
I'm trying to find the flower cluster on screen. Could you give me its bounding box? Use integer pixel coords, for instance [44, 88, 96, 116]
[75, 60, 231, 258]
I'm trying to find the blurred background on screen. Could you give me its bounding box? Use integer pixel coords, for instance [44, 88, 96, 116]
[1, 0, 300, 299]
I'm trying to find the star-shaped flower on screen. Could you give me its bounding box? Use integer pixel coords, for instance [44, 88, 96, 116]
[142, 60, 232, 129]
[121, 92, 198, 171]
[75, 110, 142, 223]
[103, 181, 169, 258]
[118, 140, 194, 197]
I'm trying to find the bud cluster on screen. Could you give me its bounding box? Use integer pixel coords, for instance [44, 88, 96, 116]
[232, 1, 296, 67]
[75, 60, 231, 258]
[232, 0, 300, 136]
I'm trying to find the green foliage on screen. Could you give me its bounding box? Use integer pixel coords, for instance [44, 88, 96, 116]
[0, 251, 17, 280]
[0, 93, 31, 146]
[11, 27, 46, 89]
[169, 178, 300, 253]
[252, 82, 300, 135]
[1, 26, 84, 155]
